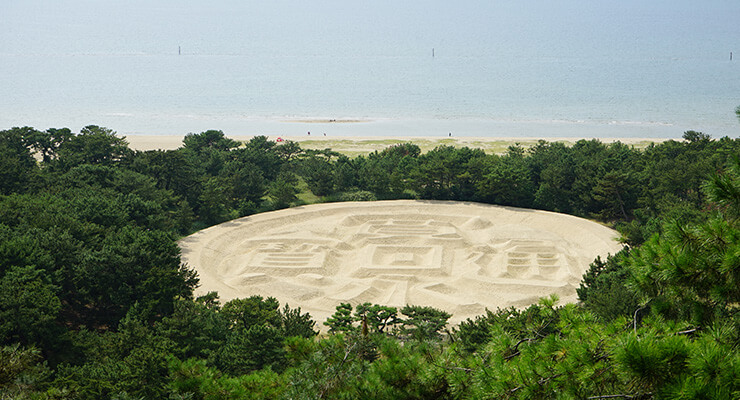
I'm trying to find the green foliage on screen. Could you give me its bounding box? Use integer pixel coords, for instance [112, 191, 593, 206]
[476, 147, 536, 207]
[0, 127, 38, 195]
[275, 140, 303, 162]
[455, 297, 563, 354]
[615, 332, 690, 392]
[30, 127, 74, 164]
[167, 357, 287, 400]
[55, 164, 179, 231]
[3, 123, 740, 398]
[350, 338, 451, 399]
[529, 140, 577, 213]
[182, 130, 239, 153]
[236, 135, 282, 181]
[335, 190, 377, 202]
[220, 160, 266, 214]
[683, 130, 713, 143]
[197, 176, 233, 225]
[129, 149, 199, 205]
[627, 159, 740, 324]
[0, 189, 197, 335]
[53, 125, 131, 170]
[449, 302, 740, 399]
[629, 221, 740, 324]
[324, 303, 355, 334]
[216, 324, 286, 375]
[412, 145, 485, 200]
[285, 333, 374, 399]
[221, 296, 281, 331]
[53, 310, 173, 399]
[703, 155, 740, 217]
[297, 155, 334, 196]
[577, 250, 640, 321]
[0, 266, 61, 347]
[379, 142, 421, 159]
[592, 170, 638, 220]
[400, 305, 451, 341]
[0, 344, 51, 398]
[354, 303, 400, 334]
[267, 172, 299, 209]
[280, 304, 318, 339]
[324, 303, 451, 341]
[331, 155, 360, 192]
[214, 296, 316, 375]
[155, 294, 229, 362]
[358, 143, 420, 197]
[76, 226, 197, 327]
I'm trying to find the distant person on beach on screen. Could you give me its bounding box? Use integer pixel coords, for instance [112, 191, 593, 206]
[308, 131, 310, 136]
[449, 132, 452, 137]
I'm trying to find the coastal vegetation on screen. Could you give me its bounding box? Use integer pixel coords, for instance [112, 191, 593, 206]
[287, 137, 665, 158]
[1, 124, 739, 398]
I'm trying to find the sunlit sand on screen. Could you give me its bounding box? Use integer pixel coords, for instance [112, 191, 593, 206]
[126, 134, 670, 156]
[179, 200, 623, 329]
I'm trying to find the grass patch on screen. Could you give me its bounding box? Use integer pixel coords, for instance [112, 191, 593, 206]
[294, 137, 665, 158]
[293, 178, 322, 204]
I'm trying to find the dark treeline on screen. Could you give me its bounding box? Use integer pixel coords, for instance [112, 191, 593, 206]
[1, 125, 739, 398]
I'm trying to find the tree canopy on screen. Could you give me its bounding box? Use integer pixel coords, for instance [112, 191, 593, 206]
[1, 124, 739, 398]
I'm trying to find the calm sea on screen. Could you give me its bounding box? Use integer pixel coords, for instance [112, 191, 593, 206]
[1, 0, 739, 138]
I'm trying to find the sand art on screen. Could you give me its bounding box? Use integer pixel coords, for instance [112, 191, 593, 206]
[179, 200, 623, 328]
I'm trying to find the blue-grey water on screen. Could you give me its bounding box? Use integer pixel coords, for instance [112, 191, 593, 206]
[1, 0, 739, 138]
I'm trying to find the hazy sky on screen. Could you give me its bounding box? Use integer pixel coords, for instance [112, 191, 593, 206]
[3, 0, 738, 59]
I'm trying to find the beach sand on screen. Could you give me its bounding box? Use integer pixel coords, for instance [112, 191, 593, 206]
[179, 200, 624, 330]
[125, 134, 672, 156]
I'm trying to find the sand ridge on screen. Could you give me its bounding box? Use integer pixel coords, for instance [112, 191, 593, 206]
[178, 200, 623, 329]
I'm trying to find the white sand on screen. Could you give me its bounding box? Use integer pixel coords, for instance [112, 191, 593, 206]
[178, 200, 623, 330]
[124, 134, 671, 152]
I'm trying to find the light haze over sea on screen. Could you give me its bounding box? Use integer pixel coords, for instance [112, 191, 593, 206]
[2, 0, 739, 139]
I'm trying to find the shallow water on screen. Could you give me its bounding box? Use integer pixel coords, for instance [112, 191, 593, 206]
[1, 0, 739, 138]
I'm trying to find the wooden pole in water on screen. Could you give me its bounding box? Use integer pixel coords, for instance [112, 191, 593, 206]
[731, 51, 733, 61]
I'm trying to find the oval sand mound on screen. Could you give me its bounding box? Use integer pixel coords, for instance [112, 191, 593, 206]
[179, 200, 622, 328]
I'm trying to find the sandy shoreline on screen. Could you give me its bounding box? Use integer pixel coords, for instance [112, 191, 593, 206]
[125, 134, 673, 155]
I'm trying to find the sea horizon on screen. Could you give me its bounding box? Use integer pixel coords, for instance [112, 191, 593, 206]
[2, 1, 739, 139]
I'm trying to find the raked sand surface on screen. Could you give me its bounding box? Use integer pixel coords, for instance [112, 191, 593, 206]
[179, 200, 623, 330]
